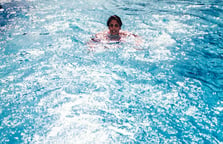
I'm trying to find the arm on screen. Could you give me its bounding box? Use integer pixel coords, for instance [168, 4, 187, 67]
[87, 31, 107, 50]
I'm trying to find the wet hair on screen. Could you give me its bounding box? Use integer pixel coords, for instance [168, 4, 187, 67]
[107, 15, 122, 27]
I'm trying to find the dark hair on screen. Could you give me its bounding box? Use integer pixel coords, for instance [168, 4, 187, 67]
[107, 15, 122, 27]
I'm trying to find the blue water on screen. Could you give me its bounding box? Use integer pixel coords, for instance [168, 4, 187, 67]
[0, 0, 223, 143]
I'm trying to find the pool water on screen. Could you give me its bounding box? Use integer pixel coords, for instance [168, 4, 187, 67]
[0, 0, 223, 143]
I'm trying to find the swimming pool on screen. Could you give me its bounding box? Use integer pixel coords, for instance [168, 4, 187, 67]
[0, 0, 223, 143]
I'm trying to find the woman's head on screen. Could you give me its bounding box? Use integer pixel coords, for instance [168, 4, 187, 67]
[107, 15, 122, 36]
[107, 15, 122, 27]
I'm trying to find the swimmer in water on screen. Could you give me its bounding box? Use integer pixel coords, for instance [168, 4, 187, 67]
[88, 15, 142, 49]
[88, 15, 142, 48]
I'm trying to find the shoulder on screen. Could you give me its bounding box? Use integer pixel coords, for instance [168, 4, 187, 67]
[95, 31, 109, 40]
[95, 31, 108, 37]
[119, 30, 138, 37]
[91, 31, 109, 42]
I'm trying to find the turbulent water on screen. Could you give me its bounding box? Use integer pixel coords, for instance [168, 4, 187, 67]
[0, 0, 223, 143]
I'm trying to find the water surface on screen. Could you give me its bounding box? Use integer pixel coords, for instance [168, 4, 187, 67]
[0, 0, 223, 143]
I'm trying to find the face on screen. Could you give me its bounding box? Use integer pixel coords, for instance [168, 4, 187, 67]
[108, 19, 121, 35]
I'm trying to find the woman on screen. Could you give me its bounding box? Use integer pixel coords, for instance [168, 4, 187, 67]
[88, 15, 142, 49]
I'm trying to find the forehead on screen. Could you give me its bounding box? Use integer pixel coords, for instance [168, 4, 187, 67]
[109, 19, 119, 24]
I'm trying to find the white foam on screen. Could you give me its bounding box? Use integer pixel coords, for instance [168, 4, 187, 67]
[28, 50, 44, 56]
[147, 32, 176, 62]
[33, 99, 111, 143]
[44, 22, 70, 33]
[166, 21, 190, 34]
[214, 107, 223, 113]
[185, 106, 199, 116]
[1, 88, 7, 94]
[0, 0, 14, 3]
[152, 32, 176, 47]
